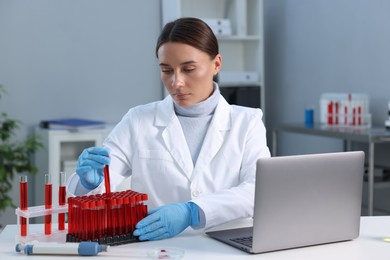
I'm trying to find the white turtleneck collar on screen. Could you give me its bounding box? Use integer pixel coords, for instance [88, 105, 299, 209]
[174, 82, 220, 118]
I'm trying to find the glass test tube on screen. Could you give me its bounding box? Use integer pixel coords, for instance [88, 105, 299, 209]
[44, 174, 52, 235]
[104, 164, 111, 194]
[19, 176, 28, 236]
[58, 172, 66, 230]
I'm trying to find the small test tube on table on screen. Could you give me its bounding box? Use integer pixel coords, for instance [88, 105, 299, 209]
[19, 176, 28, 237]
[45, 174, 52, 235]
[58, 172, 66, 230]
[67, 197, 73, 236]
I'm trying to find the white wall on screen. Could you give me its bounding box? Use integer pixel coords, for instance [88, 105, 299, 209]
[264, 0, 390, 158]
[0, 0, 162, 226]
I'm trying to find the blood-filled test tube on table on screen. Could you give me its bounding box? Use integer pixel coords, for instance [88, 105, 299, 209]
[106, 198, 113, 237]
[111, 198, 118, 236]
[19, 176, 28, 237]
[67, 197, 73, 235]
[129, 196, 136, 233]
[82, 199, 89, 241]
[123, 196, 130, 234]
[139, 193, 145, 221]
[142, 194, 148, 218]
[327, 101, 333, 125]
[97, 198, 106, 238]
[58, 172, 66, 230]
[75, 197, 82, 239]
[116, 197, 123, 236]
[44, 174, 52, 235]
[86, 201, 92, 241]
[90, 199, 96, 240]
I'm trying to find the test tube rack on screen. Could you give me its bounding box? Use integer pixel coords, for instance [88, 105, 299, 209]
[15, 204, 69, 244]
[66, 190, 148, 246]
[320, 93, 371, 128]
[16, 189, 148, 246]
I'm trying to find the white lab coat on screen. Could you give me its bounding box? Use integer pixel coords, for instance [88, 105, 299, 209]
[68, 94, 270, 230]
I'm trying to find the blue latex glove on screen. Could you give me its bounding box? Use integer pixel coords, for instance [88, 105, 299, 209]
[76, 147, 110, 190]
[133, 202, 199, 241]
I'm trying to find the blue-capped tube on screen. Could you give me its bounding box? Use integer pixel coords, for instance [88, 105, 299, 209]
[15, 241, 108, 256]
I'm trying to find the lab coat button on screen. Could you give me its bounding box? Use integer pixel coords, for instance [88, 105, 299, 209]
[192, 190, 200, 197]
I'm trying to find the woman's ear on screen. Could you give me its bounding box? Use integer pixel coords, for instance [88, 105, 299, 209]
[213, 54, 222, 75]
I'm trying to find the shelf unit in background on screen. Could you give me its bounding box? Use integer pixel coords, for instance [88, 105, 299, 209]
[33, 127, 112, 221]
[161, 0, 265, 113]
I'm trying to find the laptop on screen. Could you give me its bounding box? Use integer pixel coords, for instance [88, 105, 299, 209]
[206, 151, 365, 254]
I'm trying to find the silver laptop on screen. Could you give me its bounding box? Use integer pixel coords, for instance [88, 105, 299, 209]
[206, 151, 364, 254]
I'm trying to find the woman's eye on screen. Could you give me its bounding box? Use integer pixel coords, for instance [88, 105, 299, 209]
[183, 67, 195, 73]
[161, 68, 173, 73]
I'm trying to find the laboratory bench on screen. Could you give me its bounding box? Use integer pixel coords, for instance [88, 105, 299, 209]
[272, 123, 390, 216]
[1, 217, 390, 259]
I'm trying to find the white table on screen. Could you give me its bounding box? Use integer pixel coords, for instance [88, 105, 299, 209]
[1, 216, 390, 259]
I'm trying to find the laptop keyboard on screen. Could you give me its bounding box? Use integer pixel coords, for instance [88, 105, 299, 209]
[230, 236, 253, 247]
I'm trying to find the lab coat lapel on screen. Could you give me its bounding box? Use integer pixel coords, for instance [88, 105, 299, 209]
[194, 97, 231, 174]
[155, 96, 194, 180]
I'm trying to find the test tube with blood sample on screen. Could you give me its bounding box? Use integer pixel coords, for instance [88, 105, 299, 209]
[58, 172, 66, 230]
[19, 176, 28, 236]
[44, 174, 52, 235]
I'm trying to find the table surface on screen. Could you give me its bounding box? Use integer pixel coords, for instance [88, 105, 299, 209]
[1, 216, 390, 259]
[274, 123, 390, 142]
[272, 123, 390, 216]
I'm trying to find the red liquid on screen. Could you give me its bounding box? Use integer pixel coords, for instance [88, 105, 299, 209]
[104, 165, 111, 194]
[67, 197, 73, 235]
[45, 184, 52, 235]
[58, 186, 66, 230]
[327, 101, 333, 125]
[19, 181, 28, 236]
[67, 190, 149, 242]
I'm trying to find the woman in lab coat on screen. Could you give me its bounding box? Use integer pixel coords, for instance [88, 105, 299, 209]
[69, 17, 270, 240]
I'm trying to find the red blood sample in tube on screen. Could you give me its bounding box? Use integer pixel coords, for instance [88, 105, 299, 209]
[106, 198, 113, 236]
[129, 196, 136, 232]
[123, 196, 130, 234]
[104, 164, 111, 194]
[58, 172, 66, 230]
[44, 174, 52, 235]
[58, 186, 66, 230]
[327, 101, 333, 125]
[19, 176, 28, 236]
[67, 197, 73, 235]
[117, 197, 124, 235]
[98, 199, 106, 238]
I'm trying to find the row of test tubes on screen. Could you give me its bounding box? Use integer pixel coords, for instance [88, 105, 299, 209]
[320, 93, 371, 127]
[19, 172, 67, 237]
[67, 190, 148, 245]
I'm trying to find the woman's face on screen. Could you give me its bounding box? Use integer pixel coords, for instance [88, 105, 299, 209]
[157, 42, 222, 107]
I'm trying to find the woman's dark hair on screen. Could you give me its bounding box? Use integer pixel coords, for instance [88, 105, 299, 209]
[156, 17, 219, 59]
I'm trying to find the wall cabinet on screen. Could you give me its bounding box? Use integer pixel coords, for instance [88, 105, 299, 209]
[161, 0, 265, 112]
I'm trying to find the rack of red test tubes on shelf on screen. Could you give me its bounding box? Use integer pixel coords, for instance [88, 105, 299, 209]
[66, 190, 148, 246]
